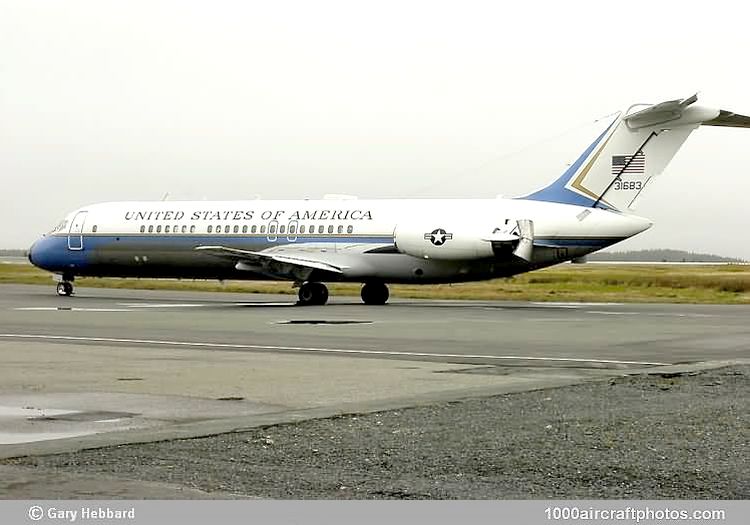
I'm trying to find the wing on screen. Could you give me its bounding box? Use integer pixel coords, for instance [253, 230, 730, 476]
[195, 244, 347, 281]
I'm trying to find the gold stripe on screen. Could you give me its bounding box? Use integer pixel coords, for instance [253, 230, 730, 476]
[569, 119, 622, 203]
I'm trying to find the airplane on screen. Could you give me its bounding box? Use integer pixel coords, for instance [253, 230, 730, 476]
[28, 94, 750, 305]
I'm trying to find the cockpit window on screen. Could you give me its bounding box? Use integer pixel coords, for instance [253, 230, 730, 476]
[49, 219, 68, 234]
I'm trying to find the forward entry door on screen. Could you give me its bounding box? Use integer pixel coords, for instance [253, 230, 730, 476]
[67, 211, 88, 250]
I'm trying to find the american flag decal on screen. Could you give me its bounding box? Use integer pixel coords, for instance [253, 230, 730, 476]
[611, 152, 645, 175]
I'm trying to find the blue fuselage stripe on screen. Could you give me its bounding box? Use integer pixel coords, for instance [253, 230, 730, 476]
[29, 233, 622, 276]
[29, 234, 394, 273]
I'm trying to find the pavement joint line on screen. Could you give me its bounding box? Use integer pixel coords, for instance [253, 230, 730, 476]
[0, 333, 672, 366]
[13, 307, 132, 312]
[530, 302, 624, 306]
[586, 311, 640, 315]
[116, 303, 208, 308]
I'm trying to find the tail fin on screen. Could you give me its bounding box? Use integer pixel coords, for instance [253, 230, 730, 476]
[522, 95, 750, 211]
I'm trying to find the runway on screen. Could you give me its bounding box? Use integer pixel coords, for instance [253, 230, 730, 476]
[0, 283, 748, 460]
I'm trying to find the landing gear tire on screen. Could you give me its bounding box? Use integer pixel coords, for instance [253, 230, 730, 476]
[297, 282, 329, 306]
[361, 282, 389, 305]
[56, 281, 74, 297]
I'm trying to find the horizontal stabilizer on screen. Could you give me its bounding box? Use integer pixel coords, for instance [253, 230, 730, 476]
[702, 109, 750, 128]
[623, 94, 699, 129]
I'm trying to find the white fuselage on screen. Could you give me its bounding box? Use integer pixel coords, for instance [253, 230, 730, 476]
[29, 197, 651, 284]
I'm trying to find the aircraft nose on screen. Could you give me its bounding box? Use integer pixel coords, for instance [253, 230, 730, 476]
[27, 236, 61, 271]
[28, 240, 39, 266]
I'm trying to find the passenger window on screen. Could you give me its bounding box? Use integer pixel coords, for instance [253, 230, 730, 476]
[92, 225, 98, 233]
[140, 225, 145, 233]
[337, 225, 343, 234]
[165, 225, 170, 233]
[234, 225, 239, 233]
[290, 225, 296, 234]
[299, 225, 305, 234]
[318, 225, 324, 234]
[225, 225, 231, 233]
[347, 225, 353, 234]
[251, 225, 257, 233]
[190, 225, 195, 233]
[280, 225, 286, 234]
[182, 225, 187, 233]
[328, 225, 334, 234]
[260, 225, 266, 233]
[156, 225, 162, 233]
[208, 225, 213, 233]
[148, 225, 154, 233]
[270, 224, 277, 234]
[242, 225, 248, 234]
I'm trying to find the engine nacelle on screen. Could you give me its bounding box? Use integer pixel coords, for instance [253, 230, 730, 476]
[394, 219, 534, 261]
[394, 223, 496, 260]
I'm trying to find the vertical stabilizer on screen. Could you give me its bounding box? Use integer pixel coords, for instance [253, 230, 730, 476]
[522, 95, 748, 211]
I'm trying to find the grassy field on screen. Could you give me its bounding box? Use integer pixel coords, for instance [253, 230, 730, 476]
[2, 262, 750, 303]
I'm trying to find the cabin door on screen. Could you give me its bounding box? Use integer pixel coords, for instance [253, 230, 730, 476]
[67, 211, 88, 250]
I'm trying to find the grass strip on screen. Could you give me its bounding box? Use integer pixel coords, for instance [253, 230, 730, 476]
[2, 263, 749, 304]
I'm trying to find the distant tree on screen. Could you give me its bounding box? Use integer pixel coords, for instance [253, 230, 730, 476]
[589, 249, 744, 263]
[0, 249, 27, 257]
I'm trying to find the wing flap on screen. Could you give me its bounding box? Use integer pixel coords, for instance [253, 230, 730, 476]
[195, 245, 345, 276]
[264, 254, 344, 274]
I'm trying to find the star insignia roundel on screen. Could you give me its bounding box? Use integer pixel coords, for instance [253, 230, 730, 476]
[424, 228, 454, 246]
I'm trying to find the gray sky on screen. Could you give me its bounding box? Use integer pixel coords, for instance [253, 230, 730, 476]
[2, 0, 749, 258]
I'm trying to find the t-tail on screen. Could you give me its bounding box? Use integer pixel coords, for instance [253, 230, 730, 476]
[522, 94, 750, 211]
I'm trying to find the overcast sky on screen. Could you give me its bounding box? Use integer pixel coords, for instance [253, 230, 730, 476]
[2, 1, 749, 258]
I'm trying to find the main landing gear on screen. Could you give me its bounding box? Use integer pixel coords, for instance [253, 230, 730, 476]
[296, 281, 390, 306]
[56, 281, 74, 297]
[361, 281, 389, 305]
[297, 282, 329, 306]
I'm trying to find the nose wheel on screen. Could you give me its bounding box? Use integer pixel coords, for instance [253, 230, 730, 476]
[56, 281, 74, 297]
[361, 281, 389, 305]
[297, 282, 329, 306]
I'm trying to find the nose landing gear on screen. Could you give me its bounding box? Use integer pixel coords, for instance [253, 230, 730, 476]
[56, 281, 74, 297]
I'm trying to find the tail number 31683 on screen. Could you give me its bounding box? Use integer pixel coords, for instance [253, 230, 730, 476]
[613, 180, 643, 191]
